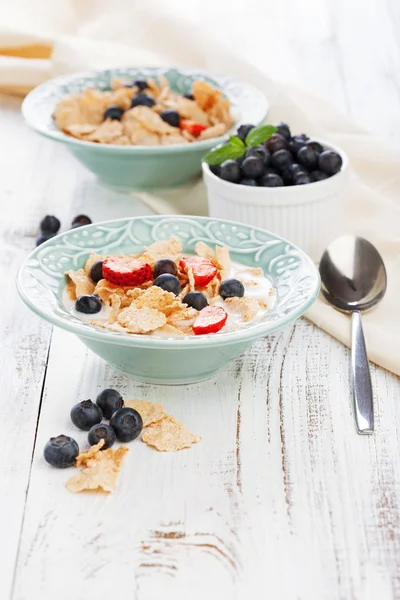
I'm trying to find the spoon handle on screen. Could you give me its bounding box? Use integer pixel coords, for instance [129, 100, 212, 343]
[351, 311, 374, 434]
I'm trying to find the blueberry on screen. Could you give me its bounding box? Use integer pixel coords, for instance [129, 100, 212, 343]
[71, 399, 103, 431]
[276, 123, 291, 140]
[40, 215, 61, 235]
[220, 159, 241, 183]
[289, 134, 309, 155]
[90, 260, 104, 283]
[132, 94, 155, 108]
[134, 79, 148, 91]
[160, 110, 180, 127]
[36, 233, 55, 246]
[154, 274, 181, 296]
[184, 92, 194, 100]
[88, 423, 116, 449]
[153, 258, 178, 278]
[75, 294, 102, 314]
[96, 388, 124, 420]
[271, 149, 293, 171]
[297, 146, 319, 171]
[241, 156, 265, 179]
[110, 407, 143, 442]
[71, 215, 92, 227]
[245, 146, 271, 165]
[305, 140, 323, 154]
[260, 173, 284, 187]
[183, 291, 208, 310]
[236, 124, 255, 142]
[310, 170, 329, 182]
[103, 105, 124, 121]
[319, 150, 343, 175]
[44, 435, 79, 468]
[265, 133, 288, 153]
[282, 163, 306, 184]
[209, 164, 221, 177]
[219, 278, 245, 300]
[240, 178, 258, 186]
[294, 173, 312, 185]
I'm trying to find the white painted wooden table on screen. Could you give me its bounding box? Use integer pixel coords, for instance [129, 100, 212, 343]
[2, 5, 400, 595]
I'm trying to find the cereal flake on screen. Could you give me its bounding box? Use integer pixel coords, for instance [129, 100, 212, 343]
[67, 442, 129, 494]
[124, 400, 166, 426]
[142, 415, 201, 452]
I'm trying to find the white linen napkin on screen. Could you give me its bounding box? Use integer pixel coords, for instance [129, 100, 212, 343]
[1, 0, 399, 375]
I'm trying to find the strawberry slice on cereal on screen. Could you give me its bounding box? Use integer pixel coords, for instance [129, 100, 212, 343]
[180, 119, 208, 137]
[179, 256, 217, 287]
[192, 306, 228, 335]
[102, 256, 152, 287]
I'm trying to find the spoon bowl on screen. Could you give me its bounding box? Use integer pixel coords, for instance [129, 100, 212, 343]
[319, 235, 387, 435]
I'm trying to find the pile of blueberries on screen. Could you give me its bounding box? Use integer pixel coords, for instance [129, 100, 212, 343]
[103, 78, 191, 127]
[212, 123, 343, 187]
[37, 214, 92, 246]
[44, 388, 142, 468]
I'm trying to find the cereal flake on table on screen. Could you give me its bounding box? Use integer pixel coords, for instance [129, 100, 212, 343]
[124, 400, 166, 427]
[141, 415, 201, 452]
[54, 76, 233, 146]
[66, 440, 129, 494]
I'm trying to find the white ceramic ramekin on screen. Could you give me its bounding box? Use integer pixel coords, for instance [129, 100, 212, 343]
[202, 141, 348, 262]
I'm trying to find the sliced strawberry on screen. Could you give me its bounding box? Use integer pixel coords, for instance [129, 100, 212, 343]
[192, 306, 228, 335]
[180, 119, 208, 137]
[102, 256, 153, 287]
[179, 256, 217, 287]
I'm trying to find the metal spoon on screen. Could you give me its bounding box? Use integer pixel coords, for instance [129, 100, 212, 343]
[319, 236, 387, 435]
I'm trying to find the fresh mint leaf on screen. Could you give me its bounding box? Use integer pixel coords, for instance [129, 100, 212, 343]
[245, 125, 278, 148]
[204, 142, 246, 166]
[229, 135, 245, 148]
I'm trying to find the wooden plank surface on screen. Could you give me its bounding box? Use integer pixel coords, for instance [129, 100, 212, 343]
[1, 1, 400, 597]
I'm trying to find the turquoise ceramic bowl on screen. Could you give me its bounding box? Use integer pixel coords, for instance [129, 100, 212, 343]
[17, 216, 320, 384]
[21, 66, 268, 190]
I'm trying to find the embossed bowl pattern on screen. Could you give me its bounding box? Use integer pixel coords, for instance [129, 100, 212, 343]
[17, 216, 320, 384]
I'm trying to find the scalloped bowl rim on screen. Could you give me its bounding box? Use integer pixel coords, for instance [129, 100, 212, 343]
[16, 216, 320, 349]
[21, 66, 268, 152]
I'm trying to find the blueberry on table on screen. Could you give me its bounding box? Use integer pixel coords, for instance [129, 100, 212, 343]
[289, 134, 309, 155]
[276, 122, 291, 140]
[245, 146, 271, 165]
[297, 146, 319, 171]
[305, 140, 324, 154]
[294, 173, 312, 185]
[75, 294, 102, 314]
[241, 156, 265, 179]
[184, 92, 194, 100]
[153, 258, 178, 278]
[310, 170, 329, 182]
[36, 233, 55, 246]
[265, 133, 288, 153]
[183, 291, 208, 311]
[134, 79, 149, 91]
[103, 105, 124, 121]
[88, 423, 116, 449]
[236, 123, 255, 141]
[44, 435, 79, 468]
[90, 260, 104, 284]
[160, 110, 180, 127]
[260, 173, 284, 187]
[220, 278, 245, 300]
[319, 150, 343, 175]
[240, 178, 258, 186]
[96, 388, 124, 420]
[110, 407, 143, 442]
[40, 215, 60, 235]
[131, 94, 155, 108]
[71, 214, 92, 227]
[70, 399, 103, 431]
[220, 159, 241, 183]
[271, 149, 293, 171]
[154, 274, 181, 296]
